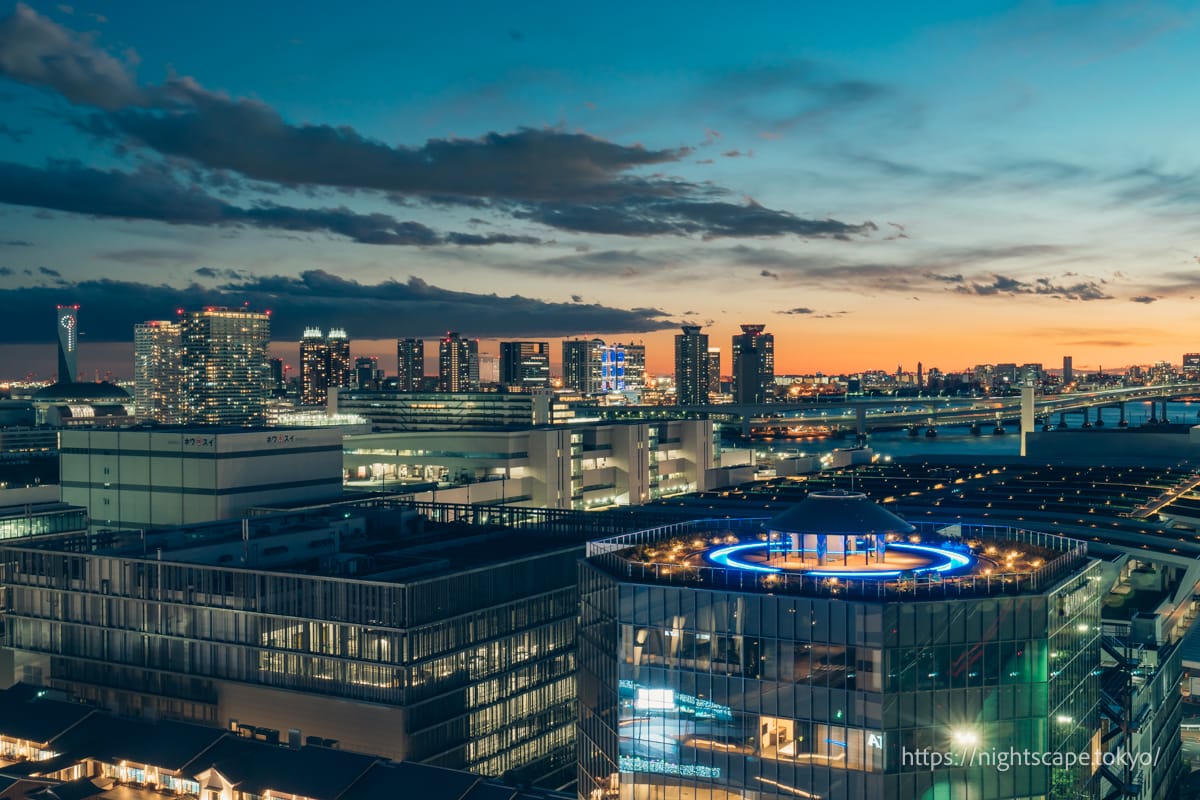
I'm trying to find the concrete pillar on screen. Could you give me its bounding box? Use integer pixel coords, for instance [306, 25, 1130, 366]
[816, 534, 827, 566]
[1081, 407, 1090, 428]
[1058, 412, 1068, 429]
[856, 406, 866, 436]
[1119, 402, 1127, 427]
[1163, 399, 1170, 423]
[1020, 385, 1035, 457]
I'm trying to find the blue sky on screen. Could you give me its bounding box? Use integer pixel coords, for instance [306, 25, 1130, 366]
[1, 0, 1199, 376]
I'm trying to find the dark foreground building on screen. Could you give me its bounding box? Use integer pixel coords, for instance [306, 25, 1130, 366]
[0, 682, 571, 800]
[0, 502, 578, 787]
[577, 492, 1103, 800]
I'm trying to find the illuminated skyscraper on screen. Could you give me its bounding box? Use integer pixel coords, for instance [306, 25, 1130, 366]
[674, 325, 708, 405]
[181, 307, 270, 426]
[55, 304, 79, 383]
[397, 338, 425, 392]
[731, 324, 775, 404]
[1063, 355, 1075, 384]
[618, 342, 647, 390]
[563, 339, 621, 395]
[706, 347, 721, 399]
[300, 328, 353, 405]
[563, 339, 602, 394]
[133, 320, 184, 422]
[438, 332, 479, 392]
[500, 341, 551, 391]
[327, 328, 352, 391]
[300, 328, 330, 405]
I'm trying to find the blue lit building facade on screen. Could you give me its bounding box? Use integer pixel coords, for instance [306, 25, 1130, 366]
[578, 503, 1102, 800]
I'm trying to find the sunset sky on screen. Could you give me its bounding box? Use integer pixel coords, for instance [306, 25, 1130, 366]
[1, 0, 1199, 378]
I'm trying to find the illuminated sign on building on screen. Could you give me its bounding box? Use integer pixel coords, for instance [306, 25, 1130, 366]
[619, 756, 721, 780]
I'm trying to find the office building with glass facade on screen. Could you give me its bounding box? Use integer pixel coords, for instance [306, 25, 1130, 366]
[0, 503, 581, 787]
[578, 492, 1102, 800]
[134, 319, 184, 423]
[181, 307, 271, 426]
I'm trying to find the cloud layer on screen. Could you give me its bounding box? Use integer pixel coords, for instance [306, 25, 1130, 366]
[0, 4, 873, 242]
[0, 270, 676, 342]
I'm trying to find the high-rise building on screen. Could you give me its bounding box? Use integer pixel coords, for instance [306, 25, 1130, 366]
[578, 494, 1103, 800]
[133, 320, 184, 422]
[299, 328, 330, 405]
[327, 328, 352, 391]
[674, 325, 709, 405]
[1182, 353, 1200, 381]
[438, 332, 479, 392]
[55, 304, 79, 383]
[268, 357, 287, 397]
[355, 356, 379, 390]
[1063, 355, 1074, 385]
[300, 328, 353, 405]
[181, 307, 270, 426]
[397, 338, 425, 392]
[706, 347, 721, 399]
[731, 324, 775, 404]
[563, 339, 607, 395]
[618, 343, 647, 390]
[500, 341, 551, 391]
[600, 344, 626, 393]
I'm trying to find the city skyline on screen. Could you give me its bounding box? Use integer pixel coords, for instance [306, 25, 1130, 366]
[0, 326, 1190, 385]
[1, 2, 1200, 373]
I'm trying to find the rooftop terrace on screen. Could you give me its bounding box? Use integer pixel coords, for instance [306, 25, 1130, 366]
[586, 517, 1089, 600]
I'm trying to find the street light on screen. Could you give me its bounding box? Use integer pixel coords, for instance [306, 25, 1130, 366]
[951, 728, 979, 748]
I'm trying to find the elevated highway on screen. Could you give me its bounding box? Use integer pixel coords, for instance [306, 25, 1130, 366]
[668, 383, 1200, 436]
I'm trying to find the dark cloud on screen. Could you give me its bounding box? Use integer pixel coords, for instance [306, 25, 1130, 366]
[1, 239, 32, 246]
[100, 247, 198, 265]
[570, 294, 582, 302]
[0, 267, 12, 276]
[0, 270, 676, 343]
[38, 266, 61, 277]
[0, 3, 144, 109]
[760, 269, 779, 279]
[1130, 295, 1157, 304]
[516, 198, 872, 239]
[0, 6, 872, 242]
[0, 159, 540, 247]
[96, 99, 686, 204]
[776, 307, 848, 319]
[721, 244, 1117, 300]
[954, 274, 1111, 301]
